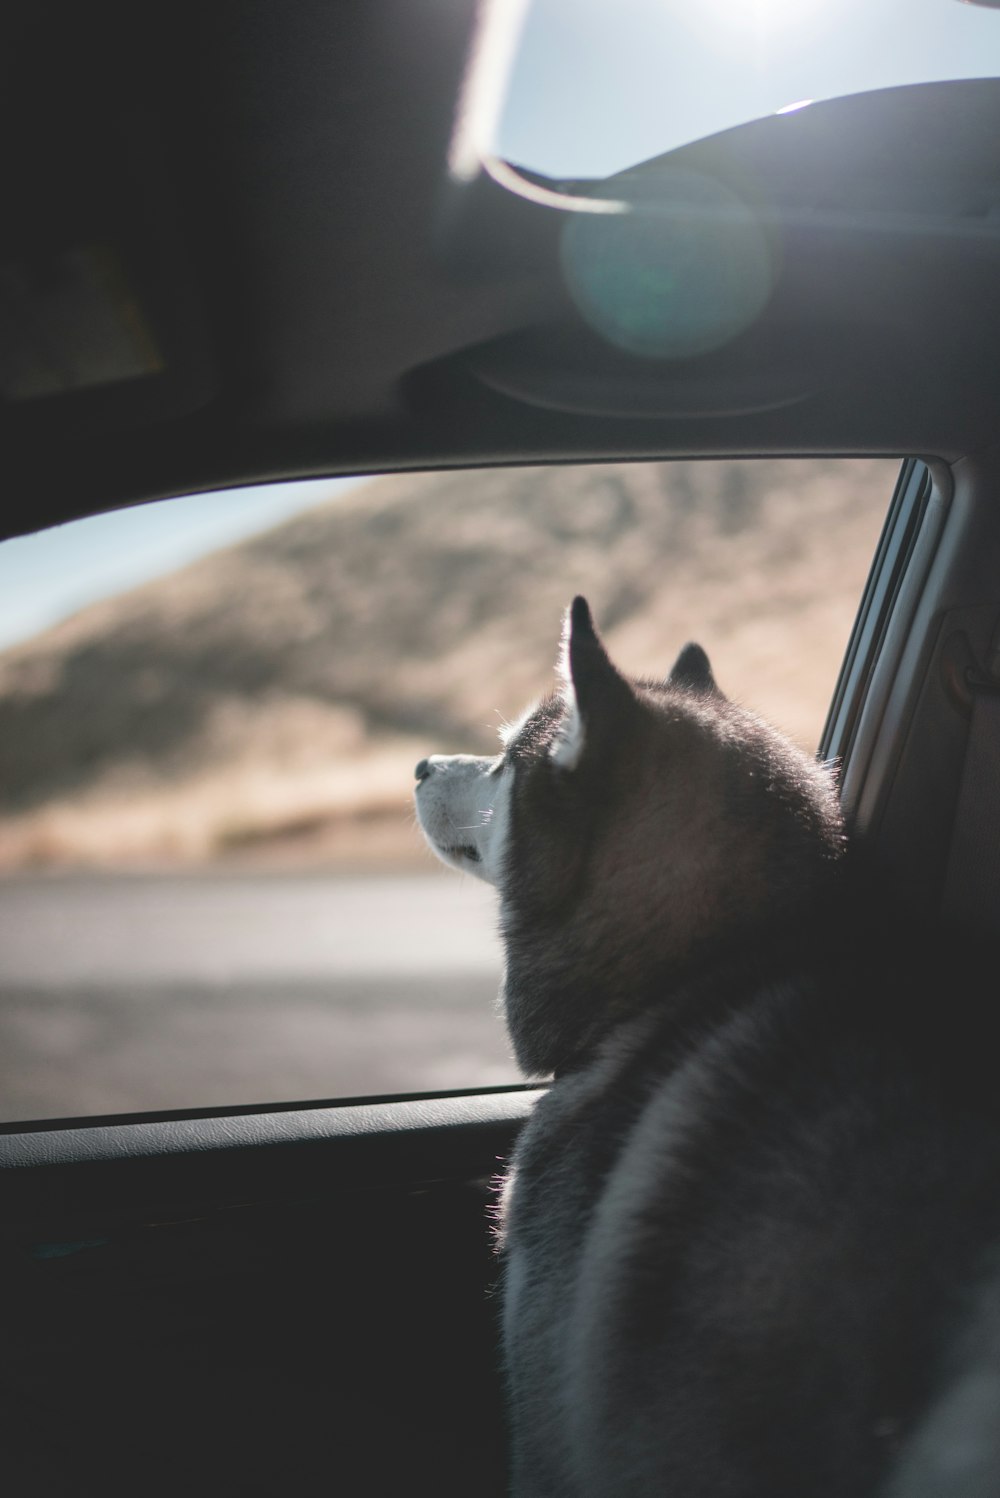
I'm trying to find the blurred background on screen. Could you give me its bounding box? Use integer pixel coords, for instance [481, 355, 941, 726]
[0, 458, 898, 1121]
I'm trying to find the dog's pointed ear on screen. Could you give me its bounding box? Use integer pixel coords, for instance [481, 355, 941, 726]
[668, 642, 720, 696]
[552, 596, 635, 770]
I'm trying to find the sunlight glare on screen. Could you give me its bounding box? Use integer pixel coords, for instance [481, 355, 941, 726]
[688, 0, 843, 52]
[449, 0, 531, 182]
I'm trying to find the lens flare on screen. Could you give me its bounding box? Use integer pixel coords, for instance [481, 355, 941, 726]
[560, 169, 775, 361]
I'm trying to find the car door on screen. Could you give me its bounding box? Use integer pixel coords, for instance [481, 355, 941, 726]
[0, 453, 965, 1498]
[0, 1086, 533, 1497]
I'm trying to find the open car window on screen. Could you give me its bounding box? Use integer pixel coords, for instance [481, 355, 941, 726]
[495, 0, 1000, 177]
[0, 457, 898, 1124]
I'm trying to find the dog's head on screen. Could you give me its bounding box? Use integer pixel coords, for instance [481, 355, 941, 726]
[415, 597, 846, 1076]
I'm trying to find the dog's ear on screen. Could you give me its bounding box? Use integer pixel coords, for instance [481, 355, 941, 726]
[552, 596, 636, 770]
[668, 641, 720, 696]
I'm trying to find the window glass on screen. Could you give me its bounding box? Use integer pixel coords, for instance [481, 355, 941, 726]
[495, 0, 1000, 178]
[0, 458, 897, 1123]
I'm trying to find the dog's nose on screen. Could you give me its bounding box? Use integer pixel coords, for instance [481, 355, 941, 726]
[414, 758, 432, 783]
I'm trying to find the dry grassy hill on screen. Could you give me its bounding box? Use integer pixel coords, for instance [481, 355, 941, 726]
[0, 458, 898, 870]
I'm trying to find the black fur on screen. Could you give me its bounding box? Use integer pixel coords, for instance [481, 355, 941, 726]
[418, 599, 1000, 1496]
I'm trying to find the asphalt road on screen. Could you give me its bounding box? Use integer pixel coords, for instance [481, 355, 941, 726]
[0, 870, 516, 1124]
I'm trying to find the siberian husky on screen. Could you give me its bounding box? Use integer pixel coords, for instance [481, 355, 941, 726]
[414, 597, 1000, 1498]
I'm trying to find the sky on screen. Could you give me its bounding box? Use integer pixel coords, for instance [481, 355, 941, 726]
[4, 0, 999, 651]
[0, 479, 364, 650]
[496, 0, 1000, 177]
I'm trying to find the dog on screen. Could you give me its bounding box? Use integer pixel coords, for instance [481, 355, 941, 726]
[414, 596, 1000, 1497]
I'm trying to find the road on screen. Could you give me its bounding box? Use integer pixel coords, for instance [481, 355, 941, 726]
[0, 870, 515, 1124]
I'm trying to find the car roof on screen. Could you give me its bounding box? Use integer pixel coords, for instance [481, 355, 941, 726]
[5, 2, 1000, 540]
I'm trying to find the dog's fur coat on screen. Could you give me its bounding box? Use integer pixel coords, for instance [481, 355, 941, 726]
[415, 598, 1000, 1497]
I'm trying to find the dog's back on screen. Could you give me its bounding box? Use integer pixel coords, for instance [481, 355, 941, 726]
[503, 947, 1000, 1496]
[415, 598, 1000, 1496]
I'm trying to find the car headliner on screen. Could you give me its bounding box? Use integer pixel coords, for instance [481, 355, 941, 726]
[5, 1, 1000, 542]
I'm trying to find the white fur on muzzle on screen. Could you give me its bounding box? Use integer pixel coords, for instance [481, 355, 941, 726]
[414, 753, 513, 885]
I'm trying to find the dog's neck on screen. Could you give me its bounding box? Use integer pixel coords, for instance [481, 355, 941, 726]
[500, 871, 854, 1080]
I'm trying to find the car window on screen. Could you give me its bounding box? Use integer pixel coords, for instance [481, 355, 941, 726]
[0, 458, 898, 1123]
[494, 0, 1000, 177]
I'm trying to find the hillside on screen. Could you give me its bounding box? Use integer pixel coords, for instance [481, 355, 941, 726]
[0, 458, 898, 869]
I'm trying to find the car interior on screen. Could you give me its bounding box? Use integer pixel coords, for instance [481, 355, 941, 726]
[5, 2, 1000, 1493]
